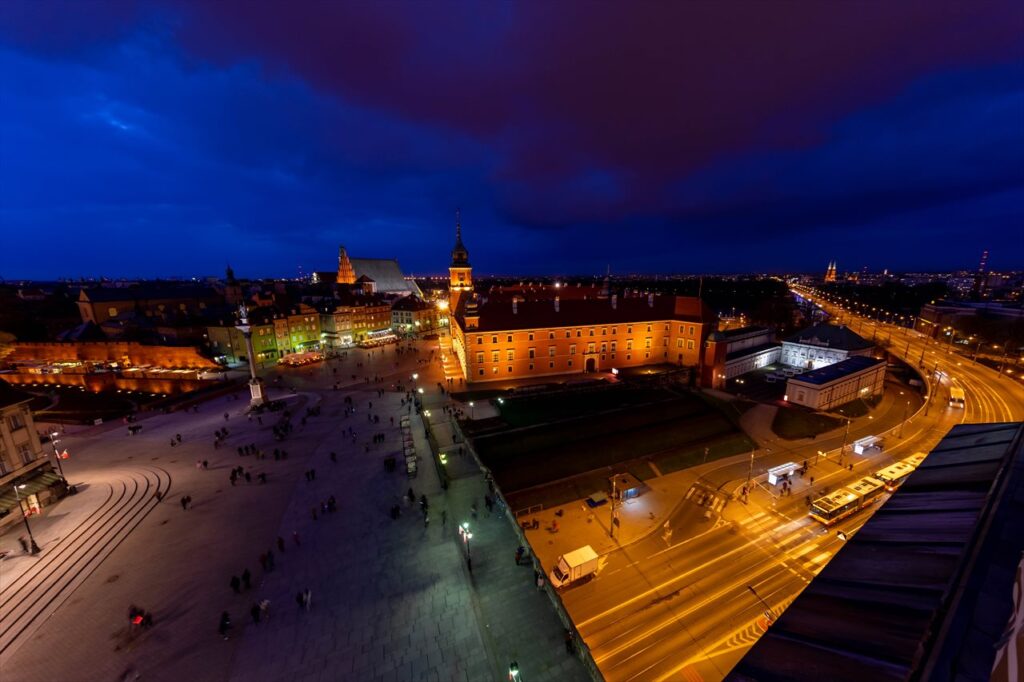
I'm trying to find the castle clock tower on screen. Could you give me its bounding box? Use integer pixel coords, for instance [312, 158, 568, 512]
[448, 210, 472, 312]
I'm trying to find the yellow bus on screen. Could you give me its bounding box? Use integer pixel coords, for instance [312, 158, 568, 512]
[809, 476, 886, 525]
[873, 452, 927, 492]
[949, 386, 965, 408]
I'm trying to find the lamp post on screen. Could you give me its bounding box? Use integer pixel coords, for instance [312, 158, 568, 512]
[14, 484, 41, 554]
[839, 419, 852, 464]
[459, 521, 472, 558]
[609, 476, 618, 539]
[468, 401, 475, 419]
[235, 304, 266, 408]
[747, 585, 775, 624]
[898, 399, 910, 438]
[48, 431, 67, 481]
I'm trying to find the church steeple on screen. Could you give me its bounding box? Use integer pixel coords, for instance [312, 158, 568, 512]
[337, 246, 356, 285]
[448, 209, 473, 312]
[451, 208, 470, 267]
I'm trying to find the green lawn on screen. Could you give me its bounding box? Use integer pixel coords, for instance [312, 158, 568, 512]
[496, 385, 677, 428]
[771, 406, 842, 440]
[477, 391, 751, 493]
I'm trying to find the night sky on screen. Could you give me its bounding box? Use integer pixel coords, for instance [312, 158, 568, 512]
[1, 2, 1021, 279]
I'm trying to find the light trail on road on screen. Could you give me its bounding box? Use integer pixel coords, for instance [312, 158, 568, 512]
[559, 288, 1024, 682]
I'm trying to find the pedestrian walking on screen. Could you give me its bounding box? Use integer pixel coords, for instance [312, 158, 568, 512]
[180, 497, 188, 511]
[565, 629, 575, 654]
[250, 603, 261, 624]
[241, 568, 251, 591]
[230, 575, 241, 594]
[218, 611, 231, 640]
[536, 573, 545, 590]
[515, 546, 524, 566]
[176, 433, 182, 443]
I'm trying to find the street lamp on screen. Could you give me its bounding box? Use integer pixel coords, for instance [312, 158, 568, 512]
[468, 401, 475, 419]
[459, 521, 472, 558]
[13, 484, 41, 554]
[48, 431, 67, 481]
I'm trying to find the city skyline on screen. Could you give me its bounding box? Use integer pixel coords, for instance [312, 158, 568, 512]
[1, 3, 1022, 277]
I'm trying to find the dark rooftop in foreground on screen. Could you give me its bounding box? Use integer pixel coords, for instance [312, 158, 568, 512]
[728, 422, 1024, 682]
[786, 355, 883, 385]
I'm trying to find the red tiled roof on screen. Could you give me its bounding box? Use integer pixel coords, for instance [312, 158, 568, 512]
[460, 295, 710, 332]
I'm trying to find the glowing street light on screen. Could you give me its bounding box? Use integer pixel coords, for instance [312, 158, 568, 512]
[13, 484, 41, 554]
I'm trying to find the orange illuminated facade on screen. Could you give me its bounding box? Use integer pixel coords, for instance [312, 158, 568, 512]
[446, 224, 712, 383]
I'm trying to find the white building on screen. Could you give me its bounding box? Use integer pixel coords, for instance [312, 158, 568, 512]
[785, 356, 886, 411]
[781, 322, 874, 370]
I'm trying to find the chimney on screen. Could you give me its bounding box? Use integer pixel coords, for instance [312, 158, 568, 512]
[554, 296, 560, 312]
[648, 293, 654, 307]
[611, 294, 617, 309]
[512, 296, 518, 315]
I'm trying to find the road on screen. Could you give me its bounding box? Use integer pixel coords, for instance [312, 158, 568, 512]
[561, 288, 1024, 682]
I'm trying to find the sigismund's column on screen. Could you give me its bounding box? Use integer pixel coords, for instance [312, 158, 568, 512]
[235, 304, 266, 407]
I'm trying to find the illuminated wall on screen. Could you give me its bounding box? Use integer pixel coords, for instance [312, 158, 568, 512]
[10, 342, 217, 369]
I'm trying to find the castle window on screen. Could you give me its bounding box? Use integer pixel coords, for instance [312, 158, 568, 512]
[627, 326, 632, 334]
[479, 369, 484, 376]
[645, 337, 652, 349]
[687, 340, 695, 350]
[508, 366, 513, 373]
[548, 346, 556, 357]
[528, 333, 534, 341]
[492, 351, 499, 363]
[528, 348, 535, 359]
[645, 352, 650, 359]
[529, 363, 534, 370]
[647, 325, 652, 332]
[492, 336, 497, 344]
[507, 335, 512, 343]
[677, 339, 683, 348]
[589, 329, 595, 336]
[626, 354, 631, 360]
[570, 344, 576, 355]
[688, 325, 695, 336]
[568, 360, 573, 367]
[602, 328, 607, 335]
[493, 367, 498, 374]
[549, 361, 554, 368]
[612, 327, 617, 335]
[611, 341, 617, 351]
[587, 343, 595, 353]
[627, 340, 633, 350]
[549, 331, 555, 339]
[577, 329, 582, 337]
[476, 352, 484, 364]
[507, 350, 514, 361]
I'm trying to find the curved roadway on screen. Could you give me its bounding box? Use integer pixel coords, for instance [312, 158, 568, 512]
[560, 287, 1024, 682]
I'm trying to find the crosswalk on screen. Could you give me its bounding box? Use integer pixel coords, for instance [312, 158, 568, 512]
[736, 512, 833, 574]
[684, 484, 726, 513]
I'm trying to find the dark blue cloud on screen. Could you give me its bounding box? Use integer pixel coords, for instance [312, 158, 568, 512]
[0, 2, 1021, 278]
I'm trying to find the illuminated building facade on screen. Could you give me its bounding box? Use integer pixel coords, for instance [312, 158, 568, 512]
[447, 222, 711, 383]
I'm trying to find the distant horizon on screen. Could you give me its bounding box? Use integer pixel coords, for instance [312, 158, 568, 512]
[4, 265, 1020, 285]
